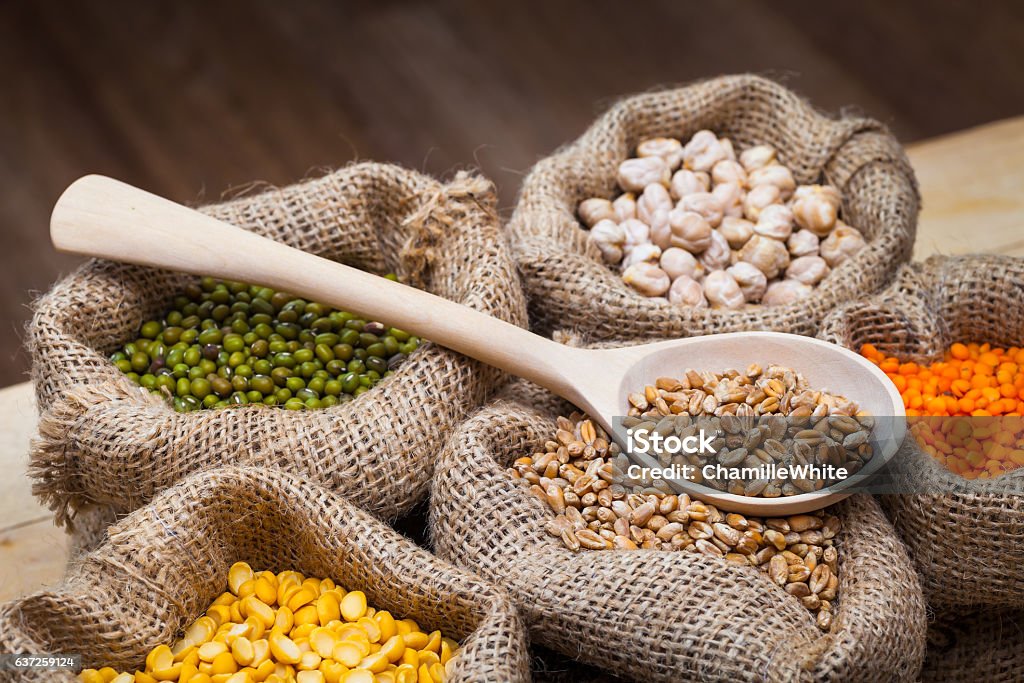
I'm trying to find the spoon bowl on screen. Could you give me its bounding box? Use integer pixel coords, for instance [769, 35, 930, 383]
[50, 175, 905, 515]
[583, 332, 905, 515]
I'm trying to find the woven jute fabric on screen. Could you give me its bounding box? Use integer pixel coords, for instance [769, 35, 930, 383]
[508, 74, 918, 340]
[921, 607, 1024, 682]
[66, 504, 120, 559]
[820, 254, 1024, 610]
[429, 382, 927, 682]
[0, 466, 529, 683]
[27, 162, 527, 527]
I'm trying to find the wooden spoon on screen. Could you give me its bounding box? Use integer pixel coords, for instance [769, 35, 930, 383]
[50, 175, 905, 514]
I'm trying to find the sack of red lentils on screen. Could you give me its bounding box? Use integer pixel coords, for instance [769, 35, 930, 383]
[28, 163, 526, 528]
[921, 607, 1024, 682]
[820, 254, 1024, 611]
[429, 381, 927, 682]
[509, 74, 917, 339]
[0, 466, 529, 683]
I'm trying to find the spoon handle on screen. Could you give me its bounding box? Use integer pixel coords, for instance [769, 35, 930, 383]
[51, 175, 581, 398]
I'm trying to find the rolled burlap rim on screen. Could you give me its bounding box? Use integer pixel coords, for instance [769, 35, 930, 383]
[819, 254, 1024, 610]
[0, 465, 530, 683]
[27, 163, 527, 527]
[509, 73, 919, 341]
[429, 381, 927, 682]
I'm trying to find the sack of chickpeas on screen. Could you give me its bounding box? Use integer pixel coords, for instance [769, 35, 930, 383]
[509, 74, 917, 339]
[0, 466, 529, 683]
[429, 381, 927, 682]
[820, 254, 1024, 611]
[921, 607, 1024, 682]
[28, 163, 526, 527]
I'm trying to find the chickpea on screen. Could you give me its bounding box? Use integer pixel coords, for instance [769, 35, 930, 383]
[740, 144, 776, 173]
[637, 183, 673, 225]
[617, 156, 670, 192]
[678, 192, 724, 228]
[668, 209, 712, 253]
[727, 261, 768, 303]
[748, 164, 796, 200]
[660, 247, 703, 281]
[792, 184, 841, 236]
[636, 137, 684, 171]
[787, 229, 820, 257]
[588, 219, 626, 265]
[753, 204, 794, 240]
[719, 216, 755, 250]
[670, 169, 710, 200]
[742, 184, 780, 222]
[622, 242, 663, 269]
[620, 218, 651, 250]
[703, 270, 745, 310]
[786, 255, 830, 285]
[820, 223, 867, 267]
[578, 198, 616, 228]
[738, 235, 790, 279]
[622, 262, 671, 297]
[762, 279, 813, 306]
[711, 159, 747, 187]
[668, 274, 707, 307]
[719, 137, 737, 162]
[712, 181, 745, 219]
[613, 192, 638, 222]
[699, 229, 732, 271]
[683, 130, 728, 172]
[650, 216, 672, 250]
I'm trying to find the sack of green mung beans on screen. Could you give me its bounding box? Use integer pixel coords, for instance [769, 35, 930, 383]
[0, 465, 529, 683]
[428, 381, 927, 682]
[819, 254, 1024, 611]
[508, 74, 918, 339]
[920, 607, 1024, 682]
[27, 163, 526, 528]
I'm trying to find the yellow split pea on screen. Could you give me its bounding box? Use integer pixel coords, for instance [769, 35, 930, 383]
[79, 562, 459, 683]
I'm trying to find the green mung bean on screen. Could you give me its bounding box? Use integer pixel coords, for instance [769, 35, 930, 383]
[110, 277, 421, 412]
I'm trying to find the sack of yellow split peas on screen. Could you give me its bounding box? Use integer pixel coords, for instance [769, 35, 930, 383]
[0, 466, 529, 683]
[821, 255, 1024, 612]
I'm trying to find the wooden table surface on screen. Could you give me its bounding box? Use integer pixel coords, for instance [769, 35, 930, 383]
[1, 116, 1022, 602]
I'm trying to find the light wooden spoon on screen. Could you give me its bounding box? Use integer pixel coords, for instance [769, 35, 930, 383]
[50, 175, 905, 515]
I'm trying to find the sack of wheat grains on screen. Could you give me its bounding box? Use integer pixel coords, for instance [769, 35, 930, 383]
[820, 254, 1024, 611]
[0, 466, 528, 682]
[27, 163, 526, 528]
[429, 381, 926, 682]
[508, 74, 917, 340]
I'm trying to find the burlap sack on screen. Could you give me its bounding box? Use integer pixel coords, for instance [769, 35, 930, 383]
[0, 465, 529, 682]
[508, 74, 918, 340]
[921, 607, 1024, 683]
[65, 504, 120, 559]
[820, 254, 1024, 611]
[27, 163, 526, 527]
[429, 382, 927, 682]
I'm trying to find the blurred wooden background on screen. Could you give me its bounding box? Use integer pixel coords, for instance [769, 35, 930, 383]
[2, 0, 1023, 387]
